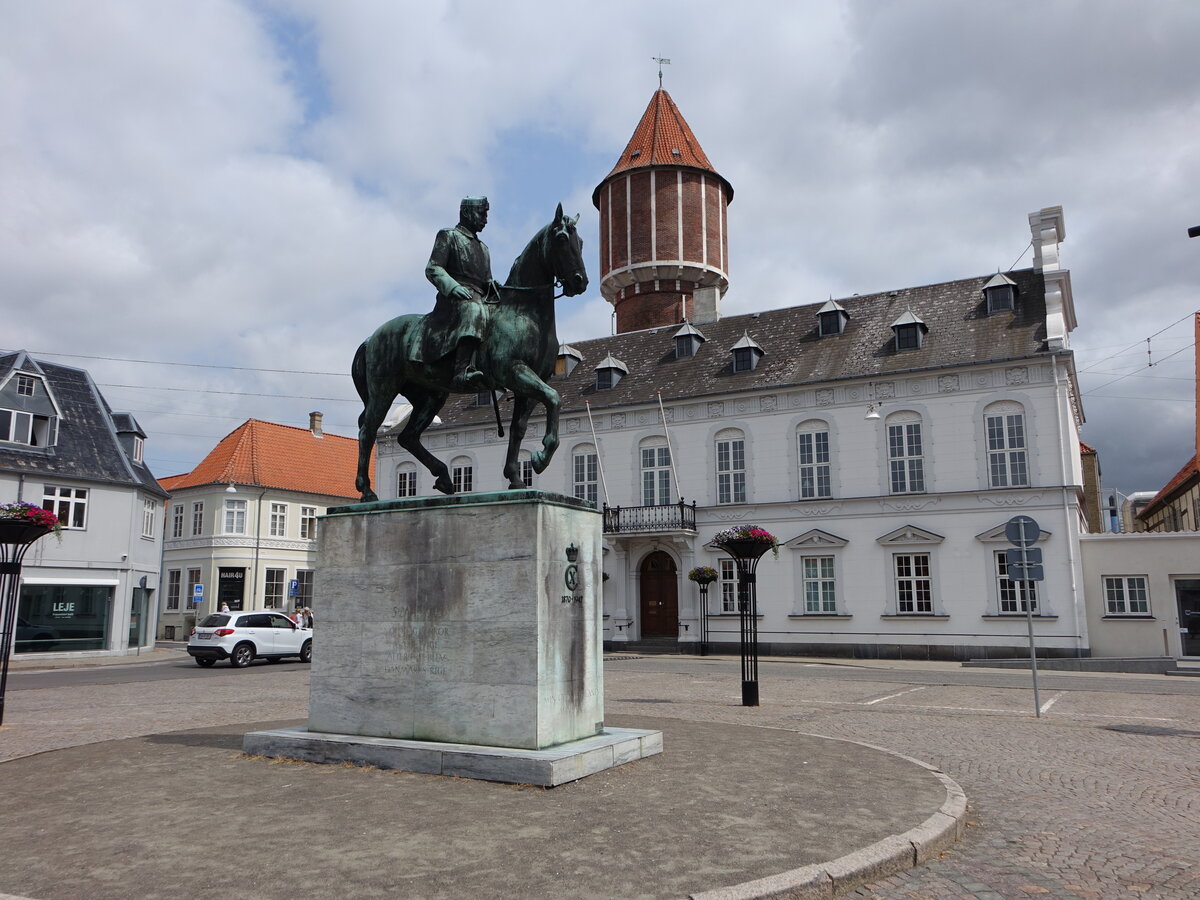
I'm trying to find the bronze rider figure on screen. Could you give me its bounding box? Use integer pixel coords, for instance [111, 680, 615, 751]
[422, 196, 499, 391]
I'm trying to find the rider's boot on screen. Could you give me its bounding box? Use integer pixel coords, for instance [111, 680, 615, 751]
[450, 338, 485, 391]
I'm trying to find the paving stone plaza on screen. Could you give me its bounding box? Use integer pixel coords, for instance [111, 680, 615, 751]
[2, 651, 1198, 898]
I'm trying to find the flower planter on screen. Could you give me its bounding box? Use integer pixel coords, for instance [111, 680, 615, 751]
[0, 520, 52, 546]
[715, 538, 773, 561]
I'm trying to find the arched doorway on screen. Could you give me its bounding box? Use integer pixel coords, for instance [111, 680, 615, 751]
[639, 550, 678, 637]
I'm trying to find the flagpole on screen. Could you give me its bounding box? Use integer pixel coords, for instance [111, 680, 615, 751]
[584, 401, 610, 506]
[656, 390, 683, 501]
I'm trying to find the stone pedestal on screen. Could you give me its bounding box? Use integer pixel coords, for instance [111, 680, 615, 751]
[245, 490, 661, 784]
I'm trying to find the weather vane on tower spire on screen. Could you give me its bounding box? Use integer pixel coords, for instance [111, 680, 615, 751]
[652, 57, 671, 89]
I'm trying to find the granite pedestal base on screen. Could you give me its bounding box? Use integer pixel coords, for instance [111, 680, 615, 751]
[243, 724, 663, 787]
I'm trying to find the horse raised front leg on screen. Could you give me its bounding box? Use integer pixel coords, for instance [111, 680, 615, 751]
[397, 385, 454, 494]
[508, 363, 560, 473]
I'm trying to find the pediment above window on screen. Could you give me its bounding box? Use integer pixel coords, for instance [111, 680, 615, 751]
[876, 524, 944, 545]
[975, 522, 1051, 543]
[784, 528, 848, 549]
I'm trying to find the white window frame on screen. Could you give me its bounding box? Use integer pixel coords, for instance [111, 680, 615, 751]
[396, 465, 418, 498]
[269, 502, 288, 537]
[300, 506, 317, 540]
[719, 558, 738, 613]
[520, 456, 534, 488]
[452, 458, 473, 493]
[986, 411, 1029, 488]
[1103, 575, 1150, 616]
[142, 497, 157, 538]
[43, 485, 88, 529]
[894, 553, 933, 614]
[15, 374, 35, 397]
[166, 569, 181, 611]
[295, 569, 314, 605]
[801, 556, 837, 614]
[573, 448, 598, 504]
[1, 409, 33, 444]
[716, 435, 746, 504]
[888, 422, 925, 494]
[223, 498, 247, 535]
[797, 426, 831, 499]
[132, 436, 144, 463]
[186, 568, 202, 606]
[996, 551, 1038, 614]
[640, 443, 672, 506]
[191, 501, 204, 536]
[171, 504, 184, 539]
[264, 568, 287, 609]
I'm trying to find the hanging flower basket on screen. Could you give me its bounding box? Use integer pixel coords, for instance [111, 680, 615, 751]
[688, 566, 719, 585]
[712, 525, 780, 560]
[0, 502, 61, 544]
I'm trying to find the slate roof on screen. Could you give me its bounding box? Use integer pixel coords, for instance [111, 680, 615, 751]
[159, 418, 370, 500]
[0, 351, 167, 497]
[594, 89, 733, 202]
[431, 267, 1049, 429]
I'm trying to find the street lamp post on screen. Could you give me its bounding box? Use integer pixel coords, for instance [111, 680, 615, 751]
[717, 537, 774, 707]
[0, 517, 56, 726]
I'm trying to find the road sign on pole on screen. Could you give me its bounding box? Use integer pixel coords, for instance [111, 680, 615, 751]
[193, 584, 204, 605]
[1005, 515, 1040, 547]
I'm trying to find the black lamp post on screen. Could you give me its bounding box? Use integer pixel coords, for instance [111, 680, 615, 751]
[0, 517, 56, 726]
[717, 537, 773, 707]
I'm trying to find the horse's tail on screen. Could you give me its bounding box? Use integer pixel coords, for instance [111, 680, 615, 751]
[351, 341, 369, 427]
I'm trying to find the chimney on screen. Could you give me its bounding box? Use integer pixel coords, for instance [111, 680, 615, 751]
[692, 285, 722, 325]
[309, 411, 324, 437]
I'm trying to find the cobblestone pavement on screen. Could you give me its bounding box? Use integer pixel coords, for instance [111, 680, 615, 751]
[602, 660, 1200, 899]
[3, 655, 1198, 898]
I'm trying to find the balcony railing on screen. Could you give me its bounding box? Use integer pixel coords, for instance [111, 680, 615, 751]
[603, 500, 697, 535]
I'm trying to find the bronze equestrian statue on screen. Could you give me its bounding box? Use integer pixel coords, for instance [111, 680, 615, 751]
[352, 201, 588, 501]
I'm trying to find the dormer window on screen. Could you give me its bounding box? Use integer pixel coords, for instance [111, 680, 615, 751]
[554, 344, 582, 378]
[15, 375, 35, 397]
[673, 323, 706, 359]
[817, 300, 850, 337]
[594, 354, 628, 390]
[133, 436, 144, 463]
[983, 273, 1018, 314]
[0, 409, 54, 446]
[890, 310, 928, 351]
[474, 390, 493, 407]
[729, 332, 764, 373]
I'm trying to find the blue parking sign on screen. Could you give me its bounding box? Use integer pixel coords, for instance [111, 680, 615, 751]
[289, 579, 299, 597]
[193, 584, 204, 604]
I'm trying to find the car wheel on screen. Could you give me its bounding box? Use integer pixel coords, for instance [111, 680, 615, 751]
[195, 658, 216, 668]
[300, 640, 312, 664]
[230, 643, 255, 668]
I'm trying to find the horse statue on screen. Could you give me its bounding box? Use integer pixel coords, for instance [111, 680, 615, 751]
[352, 203, 588, 502]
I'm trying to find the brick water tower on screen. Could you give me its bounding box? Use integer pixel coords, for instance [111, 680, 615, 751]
[592, 88, 734, 333]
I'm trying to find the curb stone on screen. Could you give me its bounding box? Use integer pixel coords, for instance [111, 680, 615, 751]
[689, 736, 966, 900]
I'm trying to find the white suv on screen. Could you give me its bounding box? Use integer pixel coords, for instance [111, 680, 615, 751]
[187, 611, 312, 668]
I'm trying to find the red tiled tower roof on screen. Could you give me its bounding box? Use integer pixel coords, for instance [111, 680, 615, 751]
[597, 89, 732, 194]
[592, 89, 734, 333]
[158, 419, 371, 500]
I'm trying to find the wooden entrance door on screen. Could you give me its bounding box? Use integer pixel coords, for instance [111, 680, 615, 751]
[639, 551, 678, 637]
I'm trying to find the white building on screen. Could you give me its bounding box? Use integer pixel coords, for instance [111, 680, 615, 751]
[1, 351, 166, 658]
[156, 413, 368, 639]
[376, 202, 1090, 661]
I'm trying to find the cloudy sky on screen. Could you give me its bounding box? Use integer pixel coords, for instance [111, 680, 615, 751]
[3, 1, 1199, 497]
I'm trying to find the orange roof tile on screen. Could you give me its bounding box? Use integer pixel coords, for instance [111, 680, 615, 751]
[597, 89, 733, 198]
[1079, 440, 1096, 454]
[157, 419, 372, 500]
[1139, 453, 1199, 518]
